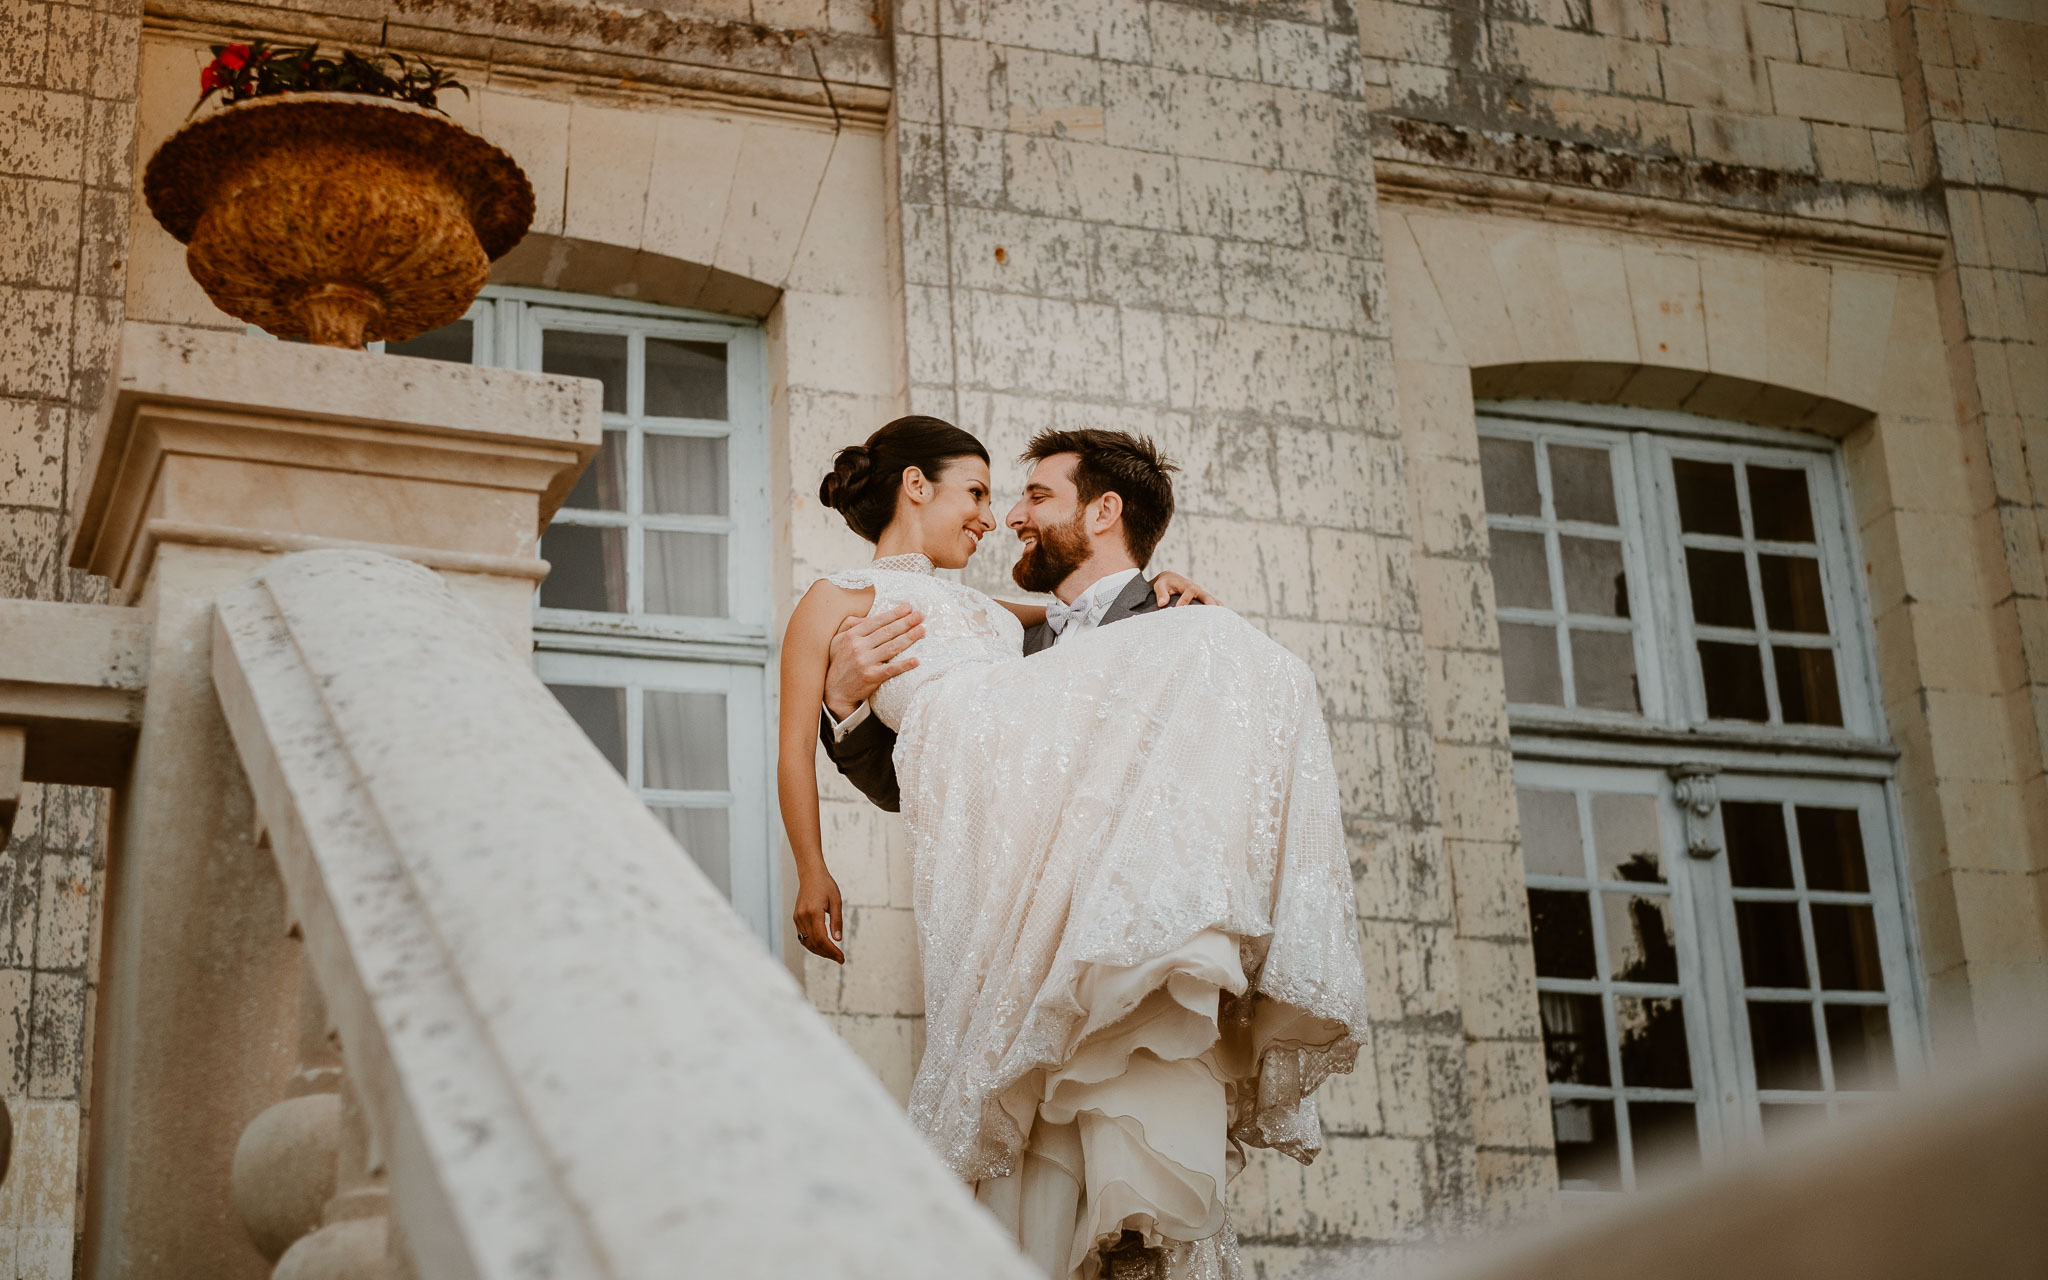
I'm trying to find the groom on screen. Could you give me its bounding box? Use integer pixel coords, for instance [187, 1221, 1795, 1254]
[819, 428, 1195, 812]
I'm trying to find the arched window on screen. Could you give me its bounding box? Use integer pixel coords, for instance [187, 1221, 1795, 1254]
[1478, 399, 1926, 1196]
[386, 288, 777, 944]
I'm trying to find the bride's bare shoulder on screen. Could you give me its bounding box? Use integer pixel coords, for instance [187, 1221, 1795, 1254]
[787, 577, 875, 642]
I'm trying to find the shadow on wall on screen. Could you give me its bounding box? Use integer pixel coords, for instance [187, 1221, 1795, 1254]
[1474, 364, 1875, 436]
[491, 233, 783, 320]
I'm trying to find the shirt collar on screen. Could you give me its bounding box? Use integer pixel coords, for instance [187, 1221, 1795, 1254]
[1071, 567, 1141, 618]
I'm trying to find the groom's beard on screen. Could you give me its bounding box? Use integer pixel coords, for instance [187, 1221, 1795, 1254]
[1011, 510, 1092, 594]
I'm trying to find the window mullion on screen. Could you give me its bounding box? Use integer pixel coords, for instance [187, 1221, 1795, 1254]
[1536, 439, 1580, 712]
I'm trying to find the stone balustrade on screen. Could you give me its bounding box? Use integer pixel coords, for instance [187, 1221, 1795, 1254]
[208, 548, 1033, 1279]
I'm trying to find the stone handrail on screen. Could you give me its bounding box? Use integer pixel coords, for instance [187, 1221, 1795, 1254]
[209, 548, 1033, 1279]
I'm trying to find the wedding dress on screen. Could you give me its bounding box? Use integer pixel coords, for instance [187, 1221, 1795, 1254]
[824, 553, 1370, 1280]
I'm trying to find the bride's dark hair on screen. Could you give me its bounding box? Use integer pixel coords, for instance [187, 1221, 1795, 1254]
[820, 415, 990, 543]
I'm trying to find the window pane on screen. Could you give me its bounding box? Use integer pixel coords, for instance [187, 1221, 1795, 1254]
[655, 806, 731, 898]
[1725, 801, 1795, 888]
[1604, 892, 1680, 984]
[539, 525, 627, 613]
[1758, 555, 1830, 633]
[1685, 548, 1755, 628]
[1501, 623, 1564, 705]
[1552, 1099, 1621, 1191]
[1735, 902, 1810, 989]
[1550, 445, 1618, 525]
[1618, 998, 1692, 1088]
[643, 690, 729, 790]
[1629, 1103, 1701, 1189]
[386, 318, 473, 363]
[645, 337, 728, 419]
[1571, 629, 1640, 713]
[1592, 793, 1664, 884]
[1673, 458, 1742, 535]
[1480, 437, 1540, 516]
[1796, 807, 1869, 892]
[1824, 1004, 1896, 1090]
[1773, 646, 1844, 727]
[645, 531, 729, 617]
[1540, 991, 1611, 1086]
[1488, 530, 1552, 610]
[547, 683, 626, 775]
[1748, 466, 1816, 542]
[542, 329, 627, 414]
[645, 434, 730, 516]
[1748, 1002, 1822, 1089]
[564, 430, 627, 511]
[1699, 641, 1769, 720]
[1560, 536, 1629, 617]
[1530, 889, 1597, 979]
[1811, 905, 1884, 991]
[1517, 788, 1584, 878]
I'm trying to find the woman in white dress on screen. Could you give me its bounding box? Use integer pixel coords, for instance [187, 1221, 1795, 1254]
[778, 416, 1370, 1280]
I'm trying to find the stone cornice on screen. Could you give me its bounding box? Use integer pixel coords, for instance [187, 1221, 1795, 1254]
[1374, 116, 1950, 272]
[143, 0, 892, 129]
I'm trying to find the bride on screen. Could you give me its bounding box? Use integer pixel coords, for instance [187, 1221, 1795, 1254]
[777, 415, 1370, 1280]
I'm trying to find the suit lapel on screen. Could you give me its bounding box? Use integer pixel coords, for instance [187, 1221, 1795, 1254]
[1098, 572, 1158, 627]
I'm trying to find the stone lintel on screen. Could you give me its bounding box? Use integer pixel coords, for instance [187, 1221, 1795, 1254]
[68, 324, 602, 615]
[0, 599, 149, 790]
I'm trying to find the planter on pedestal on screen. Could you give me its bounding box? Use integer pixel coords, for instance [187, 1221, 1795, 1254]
[143, 93, 533, 349]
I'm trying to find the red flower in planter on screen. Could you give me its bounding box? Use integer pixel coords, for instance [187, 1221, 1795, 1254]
[218, 43, 252, 70]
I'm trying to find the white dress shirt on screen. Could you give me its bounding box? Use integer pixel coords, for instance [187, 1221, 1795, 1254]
[828, 567, 1144, 741]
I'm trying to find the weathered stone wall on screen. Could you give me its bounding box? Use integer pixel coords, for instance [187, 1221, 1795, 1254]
[0, 0, 140, 1267]
[882, 1, 1486, 1266]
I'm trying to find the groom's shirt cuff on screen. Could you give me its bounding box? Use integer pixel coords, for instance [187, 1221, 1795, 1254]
[825, 701, 873, 742]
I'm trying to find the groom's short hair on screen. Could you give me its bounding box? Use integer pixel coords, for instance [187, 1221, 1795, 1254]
[1022, 429, 1178, 566]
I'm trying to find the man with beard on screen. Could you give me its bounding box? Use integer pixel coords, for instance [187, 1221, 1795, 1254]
[816, 428, 1201, 812]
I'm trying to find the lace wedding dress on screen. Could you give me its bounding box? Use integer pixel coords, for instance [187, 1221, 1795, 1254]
[825, 554, 1370, 1280]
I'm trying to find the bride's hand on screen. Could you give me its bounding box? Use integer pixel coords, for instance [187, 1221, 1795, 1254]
[793, 874, 845, 964]
[1152, 571, 1220, 607]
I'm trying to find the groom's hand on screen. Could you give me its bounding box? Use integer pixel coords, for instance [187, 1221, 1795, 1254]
[824, 604, 925, 718]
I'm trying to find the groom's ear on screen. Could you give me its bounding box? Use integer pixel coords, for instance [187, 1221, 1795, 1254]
[1088, 490, 1124, 533]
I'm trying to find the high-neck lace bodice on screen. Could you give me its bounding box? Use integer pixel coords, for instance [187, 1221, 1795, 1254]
[825, 555, 1025, 730]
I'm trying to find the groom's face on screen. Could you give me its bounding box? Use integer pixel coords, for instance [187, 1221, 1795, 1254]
[1007, 454, 1092, 593]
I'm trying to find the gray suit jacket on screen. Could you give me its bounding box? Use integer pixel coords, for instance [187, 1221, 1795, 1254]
[819, 573, 1173, 812]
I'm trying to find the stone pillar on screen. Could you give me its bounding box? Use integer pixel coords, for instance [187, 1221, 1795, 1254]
[1887, 0, 2048, 1049]
[885, 1, 1476, 1264]
[67, 323, 597, 1277]
[0, 0, 143, 1264]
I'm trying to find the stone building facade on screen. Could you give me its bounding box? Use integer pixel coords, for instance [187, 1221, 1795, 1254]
[1, 0, 2045, 1274]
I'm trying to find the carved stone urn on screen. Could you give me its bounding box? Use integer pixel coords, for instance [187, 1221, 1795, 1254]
[143, 93, 534, 348]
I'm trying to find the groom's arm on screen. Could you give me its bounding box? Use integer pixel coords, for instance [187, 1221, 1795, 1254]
[813, 605, 923, 813]
[819, 709, 901, 812]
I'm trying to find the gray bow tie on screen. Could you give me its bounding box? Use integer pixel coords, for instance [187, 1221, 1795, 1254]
[1044, 596, 1091, 635]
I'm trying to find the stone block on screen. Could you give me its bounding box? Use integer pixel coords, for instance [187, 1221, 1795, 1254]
[1623, 246, 1708, 370]
[1767, 59, 1907, 130]
[1298, 1136, 1429, 1241]
[1466, 1038, 1550, 1150]
[25, 970, 81, 1099]
[475, 87, 571, 238]
[1259, 19, 1331, 92]
[979, 0, 1151, 62]
[639, 110, 746, 270]
[1689, 108, 1816, 172]
[1473, 1150, 1558, 1227]
[1551, 237, 1639, 365]
[1811, 122, 1879, 183]
[714, 119, 838, 288]
[0, 88, 84, 184]
[1096, 224, 1224, 314]
[0, 400, 62, 510]
[1454, 937, 1541, 1039]
[1825, 266, 1897, 410]
[1485, 229, 1579, 365]
[0, 178, 80, 293]
[1177, 156, 1306, 247]
[1004, 132, 1181, 230]
[1446, 837, 1527, 940]
[1659, 45, 1770, 112]
[828, 1013, 919, 1105]
[1383, 215, 1464, 367]
[1794, 10, 1848, 69]
[30, 855, 87, 971]
[1101, 63, 1280, 168]
[957, 290, 1124, 398]
[1408, 214, 1519, 369]
[1763, 258, 1832, 398]
[835, 905, 923, 1016]
[1146, 3, 1262, 80]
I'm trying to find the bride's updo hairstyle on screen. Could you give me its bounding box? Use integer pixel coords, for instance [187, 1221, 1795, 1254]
[819, 415, 990, 543]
